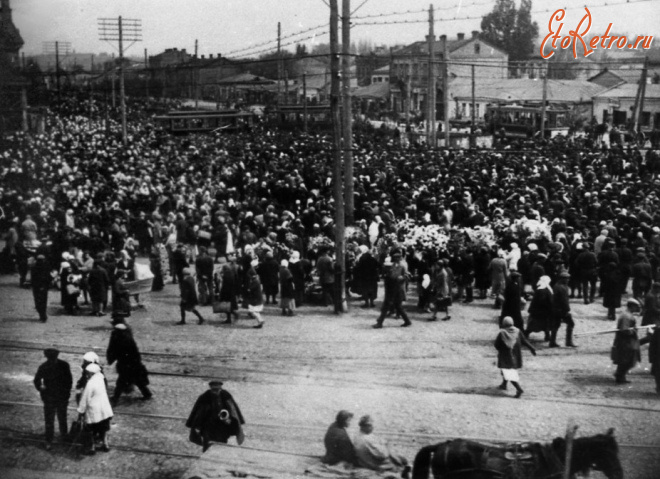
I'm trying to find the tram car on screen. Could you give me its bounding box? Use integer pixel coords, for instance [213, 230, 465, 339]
[154, 109, 254, 134]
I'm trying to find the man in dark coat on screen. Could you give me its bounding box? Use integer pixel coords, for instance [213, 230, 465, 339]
[195, 246, 214, 306]
[179, 268, 205, 325]
[616, 239, 633, 294]
[106, 323, 152, 405]
[551, 272, 577, 348]
[499, 272, 524, 330]
[31, 255, 51, 322]
[641, 322, 660, 394]
[373, 250, 411, 328]
[574, 243, 598, 304]
[642, 282, 660, 326]
[601, 262, 623, 320]
[322, 410, 356, 465]
[258, 251, 280, 305]
[353, 246, 379, 308]
[87, 260, 110, 316]
[631, 251, 653, 300]
[288, 250, 311, 307]
[172, 243, 189, 285]
[33, 348, 72, 449]
[186, 380, 245, 452]
[316, 248, 336, 307]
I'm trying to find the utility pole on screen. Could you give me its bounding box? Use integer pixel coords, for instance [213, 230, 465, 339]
[442, 34, 449, 147]
[342, 0, 354, 225]
[407, 52, 412, 130]
[428, 5, 436, 146]
[144, 48, 149, 99]
[540, 72, 547, 139]
[303, 72, 308, 133]
[98, 16, 142, 145]
[194, 40, 199, 107]
[634, 57, 648, 132]
[89, 54, 94, 119]
[42, 41, 71, 103]
[277, 22, 282, 106]
[330, 0, 346, 314]
[470, 64, 476, 148]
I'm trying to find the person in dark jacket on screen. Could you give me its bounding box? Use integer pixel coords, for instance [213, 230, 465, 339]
[616, 239, 633, 294]
[87, 260, 110, 316]
[642, 282, 660, 326]
[316, 248, 336, 307]
[149, 247, 164, 292]
[641, 322, 660, 394]
[288, 250, 311, 307]
[112, 277, 131, 322]
[631, 251, 653, 300]
[524, 275, 554, 341]
[33, 348, 72, 449]
[172, 243, 189, 285]
[195, 246, 214, 306]
[186, 380, 245, 452]
[31, 255, 51, 322]
[574, 244, 598, 304]
[215, 256, 240, 324]
[178, 268, 205, 325]
[601, 262, 623, 320]
[353, 246, 380, 308]
[612, 299, 642, 384]
[373, 251, 411, 328]
[322, 410, 356, 465]
[279, 259, 295, 316]
[550, 271, 577, 348]
[495, 317, 536, 398]
[499, 271, 524, 330]
[106, 323, 152, 405]
[258, 251, 280, 305]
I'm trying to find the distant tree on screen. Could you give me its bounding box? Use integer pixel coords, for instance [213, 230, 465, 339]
[480, 0, 538, 62]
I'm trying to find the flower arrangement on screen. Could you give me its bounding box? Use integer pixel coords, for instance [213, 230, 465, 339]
[462, 226, 497, 250]
[308, 235, 335, 252]
[344, 226, 367, 243]
[399, 223, 450, 255]
[284, 232, 300, 248]
[375, 233, 401, 259]
[510, 218, 552, 241]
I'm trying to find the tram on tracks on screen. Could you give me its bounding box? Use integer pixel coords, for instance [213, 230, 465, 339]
[154, 109, 254, 134]
[487, 104, 570, 139]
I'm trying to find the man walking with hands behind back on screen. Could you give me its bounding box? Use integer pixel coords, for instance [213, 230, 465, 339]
[34, 348, 73, 450]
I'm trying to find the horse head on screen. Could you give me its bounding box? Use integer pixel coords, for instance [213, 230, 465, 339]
[554, 428, 623, 479]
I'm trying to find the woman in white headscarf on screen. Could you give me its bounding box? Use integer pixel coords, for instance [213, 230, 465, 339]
[524, 275, 554, 342]
[77, 363, 113, 454]
[505, 242, 521, 272]
[495, 316, 536, 398]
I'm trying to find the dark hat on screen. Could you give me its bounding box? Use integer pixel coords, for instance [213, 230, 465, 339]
[627, 298, 640, 308]
[44, 348, 59, 359]
[209, 380, 223, 387]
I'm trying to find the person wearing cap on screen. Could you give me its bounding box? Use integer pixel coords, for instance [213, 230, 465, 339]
[373, 250, 411, 328]
[574, 242, 598, 305]
[186, 380, 245, 452]
[34, 348, 73, 449]
[87, 260, 111, 317]
[178, 267, 205, 325]
[495, 317, 537, 398]
[106, 323, 152, 405]
[258, 250, 280, 306]
[612, 299, 642, 384]
[77, 363, 113, 454]
[550, 272, 577, 348]
[352, 415, 408, 472]
[321, 410, 356, 465]
[31, 254, 51, 322]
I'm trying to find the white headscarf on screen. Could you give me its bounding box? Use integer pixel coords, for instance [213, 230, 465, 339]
[537, 275, 552, 292]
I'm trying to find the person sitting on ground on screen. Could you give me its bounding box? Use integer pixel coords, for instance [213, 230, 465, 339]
[352, 415, 409, 474]
[321, 410, 356, 465]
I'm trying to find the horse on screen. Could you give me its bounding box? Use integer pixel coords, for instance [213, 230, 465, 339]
[412, 428, 623, 479]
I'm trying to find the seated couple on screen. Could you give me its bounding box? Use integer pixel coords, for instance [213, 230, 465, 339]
[322, 410, 409, 475]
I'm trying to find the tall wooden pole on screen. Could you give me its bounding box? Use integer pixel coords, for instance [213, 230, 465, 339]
[635, 56, 648, 132]
[118, 16, 127, 144]
[330, 0, 346, 313]
[342, 0, 354, 225]
[470, 64, 476, 148]
[144, 48, 149, 99]
[442, 34, 449, 146]
[55, 41, 61, 103]
[194, 40, 198, 107]
[303, 72, 308, 133]
[277, 22, 282, 105]
[407, 52, 412, 128]
[540, 73, 547, 139]
[429, 5, 436, 146]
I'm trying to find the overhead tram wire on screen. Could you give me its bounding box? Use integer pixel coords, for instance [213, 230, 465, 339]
[224, 22, 328, 57]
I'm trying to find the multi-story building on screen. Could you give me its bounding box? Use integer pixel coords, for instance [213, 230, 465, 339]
[355, 46, 389, 86]
[0, 0, 29, 134]
[389, 31, 508, 119]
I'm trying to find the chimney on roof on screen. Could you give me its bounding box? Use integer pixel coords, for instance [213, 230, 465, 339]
[201, 55, 205, 59]
[457, 33, 465, 41]
[472, 30, 479, 39]
[440, 34, 447, 43]
[182, 49, 187, 54]
[217, 53, 222, 58]
[209, 54, 213, 59]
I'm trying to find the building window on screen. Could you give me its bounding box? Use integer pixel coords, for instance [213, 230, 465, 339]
[474, 43, 481, 54]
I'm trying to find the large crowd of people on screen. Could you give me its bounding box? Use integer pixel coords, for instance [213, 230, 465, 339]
[2, 90, 660, 460]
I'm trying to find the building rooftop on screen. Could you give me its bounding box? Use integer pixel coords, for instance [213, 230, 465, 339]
[450, 78, 607, 103]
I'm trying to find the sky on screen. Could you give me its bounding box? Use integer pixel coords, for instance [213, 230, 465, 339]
[11, 0, 660, 58]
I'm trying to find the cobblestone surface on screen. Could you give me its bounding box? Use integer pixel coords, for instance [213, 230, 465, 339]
[0, 271, 659, 479]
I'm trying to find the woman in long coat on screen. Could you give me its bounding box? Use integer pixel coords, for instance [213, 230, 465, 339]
[500, 272, 524, 330]
[215, 259, 239, 323]
[525, 275, 554, 341]
[612, 299, 642, 384]
[495, 316, 536, 398]
[258, 252, 280, 304]
[106, 323, 152, 405]
[77, 363, 113, 454]
[602, 262, 623, 320]
[352, 246, 380, 308]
